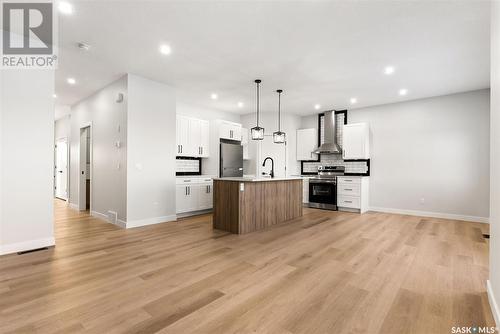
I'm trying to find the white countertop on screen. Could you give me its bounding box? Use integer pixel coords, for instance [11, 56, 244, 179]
[213, 177, 303, 182]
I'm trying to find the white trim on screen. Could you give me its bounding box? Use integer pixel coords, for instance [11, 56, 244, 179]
[488, 280, 500, 327]
[126, 215, 177, 229]
[78, 123, 93, 212]
[69, 202, 79, 210]
[91, 210, 126, 229]
[0, 237, 55, 256]
[369, 206, 489, 223]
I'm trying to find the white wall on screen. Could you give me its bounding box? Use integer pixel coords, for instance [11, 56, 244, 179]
[176, 102, 240, 176]
[55, 115, 70, 141]
[0, 70, 55, 255]
[241, 112, 302, 176]
[301, 90, 490, 221]
[70, 76, 128, 221]
[126, 74, 176, 227]
[489, 1, 500, 326]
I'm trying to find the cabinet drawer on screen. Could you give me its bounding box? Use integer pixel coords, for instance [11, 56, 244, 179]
[337, 195, 360, 209]
[176, 178, 196, 185]
[337, 183, 360, 196]
[337, 177, 361, 185]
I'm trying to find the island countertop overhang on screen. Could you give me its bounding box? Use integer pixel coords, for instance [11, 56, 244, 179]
[212, 177, 303, 182]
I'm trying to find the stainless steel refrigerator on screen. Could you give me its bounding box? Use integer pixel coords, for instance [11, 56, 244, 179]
[220, 142, 243, 177]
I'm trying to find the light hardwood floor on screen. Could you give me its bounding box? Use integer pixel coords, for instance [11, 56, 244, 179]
[0, 199, 494, 333]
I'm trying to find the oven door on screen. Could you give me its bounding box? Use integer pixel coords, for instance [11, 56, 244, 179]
[308, 180, 337, 210]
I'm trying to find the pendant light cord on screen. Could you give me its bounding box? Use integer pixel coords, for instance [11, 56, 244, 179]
[256, 81, 260, 126]
[278, 91, 281, 131]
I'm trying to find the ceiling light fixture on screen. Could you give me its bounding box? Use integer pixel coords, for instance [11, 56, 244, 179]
[251, 79, 264, 140]
[210, 93, 218, 100]
[350, 98, 357, 104]
[314, 104, 321, 110]
[159, 44, 172, 55]
[384, 66, 395, 75]
[273, 89, 286, 144]
[67, 78, 76, 85]
[399, 88, 408, 96]
[237, 102, 244, 108]
[53, 94, 57, 98]
[58, 1, 73, 15]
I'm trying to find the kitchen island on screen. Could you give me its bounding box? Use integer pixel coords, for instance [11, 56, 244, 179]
[212, 177, 303, 234]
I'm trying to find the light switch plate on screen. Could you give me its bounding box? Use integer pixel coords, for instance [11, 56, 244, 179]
[240, 183, 244, 192]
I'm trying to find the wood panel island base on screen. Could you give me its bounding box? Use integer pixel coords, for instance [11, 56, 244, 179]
[213, 178, 303, 234]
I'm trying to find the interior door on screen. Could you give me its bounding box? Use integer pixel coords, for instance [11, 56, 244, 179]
[261, 135, 287, 178]
[55, 139, 68, 200]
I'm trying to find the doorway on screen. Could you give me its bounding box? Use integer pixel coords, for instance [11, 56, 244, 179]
[79, 125, 92, 211]
[54, 138, 69, 200]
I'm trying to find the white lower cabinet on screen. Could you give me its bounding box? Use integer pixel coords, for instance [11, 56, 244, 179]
[303, 178, 310, 203]
[176, 177, 214, 214]
[337, 176, 369, 213]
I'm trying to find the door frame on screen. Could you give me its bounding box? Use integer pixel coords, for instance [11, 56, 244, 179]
[78, 122, 93, 212]
[54, 137, 69, 201]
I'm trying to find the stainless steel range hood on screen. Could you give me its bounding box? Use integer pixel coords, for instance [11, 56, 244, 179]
[313, 110, 342, 154]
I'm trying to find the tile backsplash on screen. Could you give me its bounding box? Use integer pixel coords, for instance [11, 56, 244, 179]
[176, 158, 201, 174]
[302, 155, 369, 174]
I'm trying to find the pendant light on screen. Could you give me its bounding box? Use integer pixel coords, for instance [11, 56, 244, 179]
[251, 79, 264, 140]
[273, 89, 286, 144]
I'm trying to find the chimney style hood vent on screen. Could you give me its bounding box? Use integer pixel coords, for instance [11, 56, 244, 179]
[313, 110, 342, 154]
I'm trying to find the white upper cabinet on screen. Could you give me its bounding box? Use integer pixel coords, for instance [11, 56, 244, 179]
[219, 120, 242, 141]
[296, 128, 318, 161]
[176, 115, 210, 158]
[342, 123, 370, 159]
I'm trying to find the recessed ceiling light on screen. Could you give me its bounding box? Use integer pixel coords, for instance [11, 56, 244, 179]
[67, 78, 76, 85]
[159, 44, 172, 55]
[350, 98, 357, 104]
[399, 88, 408, 96]
[211, 93, 218, 100]
[237, 102, 244, 108]
[384, 66, 395, 75]
[53, 94, 57, 98]
[314, 104, 321, 110]
[58, 1, 73, 15]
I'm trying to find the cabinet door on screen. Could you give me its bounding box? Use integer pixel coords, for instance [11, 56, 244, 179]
[177, 116, 191, 156]
[232, 125, 242, 141]
[185, 185, 198, 212]
[176, 185, 189, 213]
[296, 128, 318, 161]
[197, 183, 213, 210]
[241, 128, 249, 145]
[199, 120, 210, 157]
[219, 123, 231, 140]
[343, 123, 368, 159]
[189, 118, 201, 157]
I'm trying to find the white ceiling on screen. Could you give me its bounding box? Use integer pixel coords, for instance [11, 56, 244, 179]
[56, 1, 490, 116]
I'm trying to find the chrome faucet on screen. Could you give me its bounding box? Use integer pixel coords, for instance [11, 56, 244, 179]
[262, 157, 275, 178]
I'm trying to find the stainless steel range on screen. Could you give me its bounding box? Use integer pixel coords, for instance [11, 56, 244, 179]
[308, 166, 345, 210]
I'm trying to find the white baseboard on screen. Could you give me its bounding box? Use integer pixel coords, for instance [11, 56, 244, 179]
[0, 237, 55, 256]
[369, 206, 489, 224]
[91, 210, 126, 229]
[126, 215, 177, 229]
[69, 202, 79, 210]
[488, 280, 500, 327]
